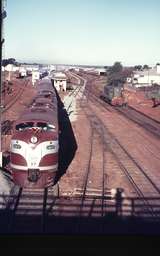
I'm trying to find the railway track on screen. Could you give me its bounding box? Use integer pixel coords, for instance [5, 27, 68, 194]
[90, 116, 159, 217]
[81, 72, 160, 138]
[77, 74, 160, 218]
[60, 73, 160, 220]
[77, 113, 106, 218]
[115, 105, 160, 139]
[85, 82, 160, 140]
[1, 183, 59, 233]
[63, 72, 85, 115]
[1, 73, 160, 233]
[2, 79, 29, 113]
[88, 93, 160, 159]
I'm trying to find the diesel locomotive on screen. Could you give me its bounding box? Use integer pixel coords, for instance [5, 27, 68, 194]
[100, 82, 127, 106]
[9, 79, 59, 188]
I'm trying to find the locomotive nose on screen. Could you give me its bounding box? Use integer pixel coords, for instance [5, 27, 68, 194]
[28, 169, 40, 182]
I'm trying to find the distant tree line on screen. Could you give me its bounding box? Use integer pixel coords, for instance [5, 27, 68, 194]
[133, 63, 159, 70]
[2, 58, 42, 67]
[2, 58, 18, 67]
[133, 64, 150, 71]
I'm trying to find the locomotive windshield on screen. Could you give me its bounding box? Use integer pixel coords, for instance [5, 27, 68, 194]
[15, 122, 55, 131]
[16, 122, 34, 130]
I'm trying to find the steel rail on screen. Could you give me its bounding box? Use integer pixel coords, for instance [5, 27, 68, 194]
[2, 79, 29, 113]
[78, 75, 108, 219]
[114, 106, 160, 139]
[88, 108, 160, 218]
[77, 72, 160, 218]
[81, 72, 160, 138]
[4, 184, 59, 233]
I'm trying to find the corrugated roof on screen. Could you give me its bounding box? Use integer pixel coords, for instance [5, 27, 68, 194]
[53, 72, 67, 79]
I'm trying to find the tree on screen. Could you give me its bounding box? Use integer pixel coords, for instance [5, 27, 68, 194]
[106, 62, 133, 86]
[109, 62, 123, 73]
[8, 58, 16, 64]
[2, 59, 8, 66]
[134, 65, 143, 71]
[143, 64, 149, 70]
[107, 62, 123, 85]
[2, 58, 16, 66]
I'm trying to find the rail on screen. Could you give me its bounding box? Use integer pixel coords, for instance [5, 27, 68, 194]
[2, 79, 29, 113]
[77, 73, 160, 218]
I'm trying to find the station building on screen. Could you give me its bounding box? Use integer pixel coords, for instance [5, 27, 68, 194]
[32, 70, 40, 86]
[52, 72, 67, 92]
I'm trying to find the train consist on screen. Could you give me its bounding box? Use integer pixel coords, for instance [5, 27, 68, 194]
[100, 83, 127, 106]
[9, 79, 59, 188]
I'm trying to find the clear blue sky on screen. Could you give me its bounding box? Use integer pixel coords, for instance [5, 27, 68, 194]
[4, 0, 160, 66]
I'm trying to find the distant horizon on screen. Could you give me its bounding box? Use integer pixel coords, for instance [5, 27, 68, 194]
[5, 57, 160, 68]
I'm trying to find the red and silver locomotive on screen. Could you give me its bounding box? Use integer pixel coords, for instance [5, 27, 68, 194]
[9, 79, 59, 188]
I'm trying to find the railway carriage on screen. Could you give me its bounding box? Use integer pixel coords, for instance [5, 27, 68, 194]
[9, 79, 59, 188]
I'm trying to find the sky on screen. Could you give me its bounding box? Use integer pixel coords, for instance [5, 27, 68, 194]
[3, 0, 160, 66]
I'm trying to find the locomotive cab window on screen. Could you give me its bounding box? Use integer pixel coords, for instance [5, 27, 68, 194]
[37, 122, 47, 130]
[16, 123, 26, 131]
[16, 122, 34, 131]
[15, 122, 55, 131]
[34, 103, 44, 107]
[35, 122, 55, 131]
[47, 124, 55, 131]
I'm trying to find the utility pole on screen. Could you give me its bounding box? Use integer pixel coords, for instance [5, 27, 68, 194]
[0, 0, 7, 168]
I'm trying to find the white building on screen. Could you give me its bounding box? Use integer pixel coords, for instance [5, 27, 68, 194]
[19, 66, 27, 77]
[4, 64, 19, 72]
[52, 72, 67, 92]
[32, 71, 40, 86]
[3, 64, 19, 80]
[95, 67, 106, 75]
[74, 68, 79, 72]
[131, 64, 160, 87]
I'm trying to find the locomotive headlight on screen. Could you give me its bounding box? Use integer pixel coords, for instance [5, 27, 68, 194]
[31, 136, 38, 144]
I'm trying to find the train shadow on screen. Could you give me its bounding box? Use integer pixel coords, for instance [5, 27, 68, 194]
[54, 87, 78, 183]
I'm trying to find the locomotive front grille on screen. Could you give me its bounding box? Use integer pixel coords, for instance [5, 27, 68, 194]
[28, 168, 40, 182]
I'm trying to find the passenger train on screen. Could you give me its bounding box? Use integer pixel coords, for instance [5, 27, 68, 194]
[9, 79, 59, 188]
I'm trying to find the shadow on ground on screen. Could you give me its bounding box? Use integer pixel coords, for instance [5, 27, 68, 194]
[0, 194, 160, 234]
[0, 199, 160, 234]
[54, 88, 78, 183]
